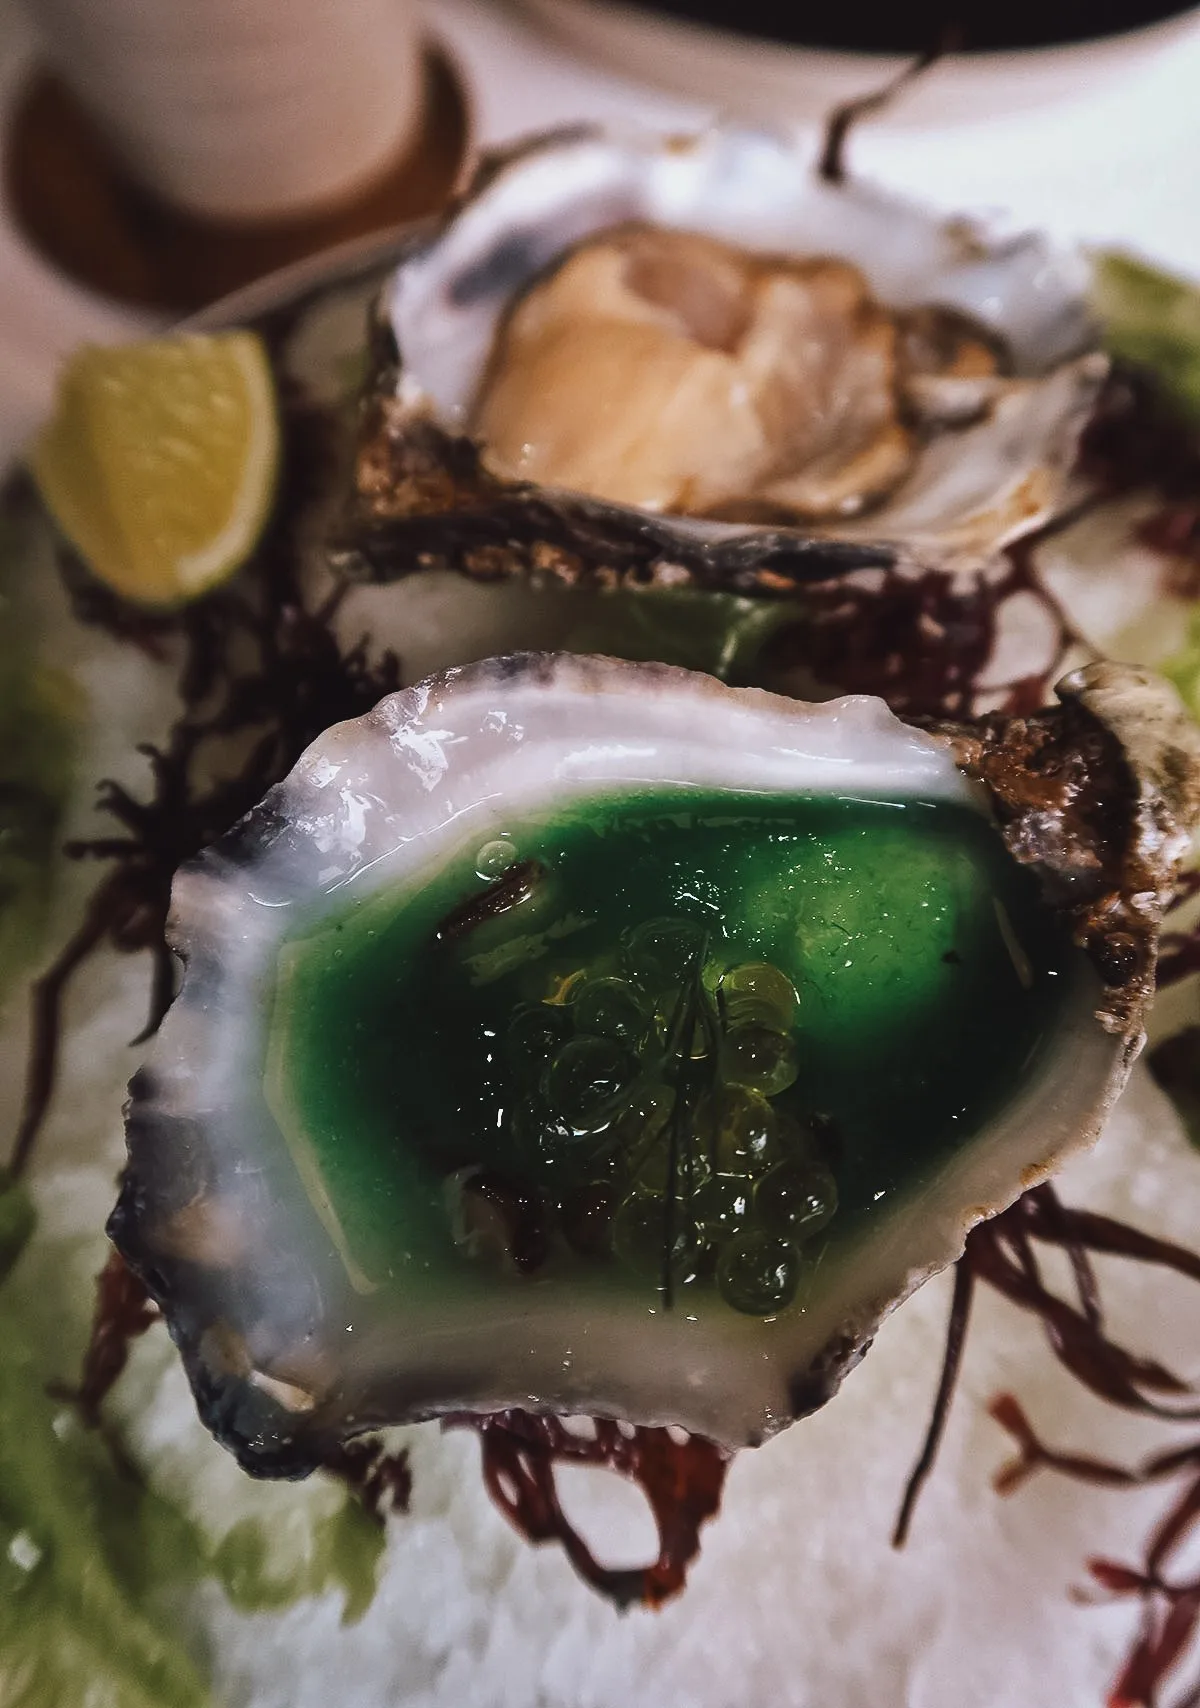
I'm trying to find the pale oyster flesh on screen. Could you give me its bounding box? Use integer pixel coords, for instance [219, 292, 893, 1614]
[347, 127, 1106, 588]
[474, 228, 997, 523]
[107, 652, 1200, 1468]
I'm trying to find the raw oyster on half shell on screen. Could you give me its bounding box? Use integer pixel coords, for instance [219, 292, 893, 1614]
[111, 653, 1200, 1477]
[342, 127, 1106, 594]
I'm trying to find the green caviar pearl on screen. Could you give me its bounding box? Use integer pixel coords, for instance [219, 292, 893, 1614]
[671, 1229, 715, 1288]
[620, 1083, 715, 1194]
[654, 1006, 718, 1065]
[572, 977, 650, 1046]
[512, 1096, 612, 1186]
[512, 1097, 571, 1185]
[684, 999, 720, 1063]
[772, 1111, 831, 1168]
[622, 917, 708, 998]
[611, 1188, 667, 1271]
[628, 1132, 713, 1198]
[507, 1004, 570, 1087]
[620, 1080, 675, 1145]
[701, 1086, 783, 1177]
[722, 1023, 799, 1097]
[654, 1008, 719, 1067]
[717, 1230, 804, 1315]
[542, 1036, 639, 1131]
[510, 1094, 543, 1156]
[719, 961, 797, 1030]
[692, 1174, 753, 1237]
[754, 1158, 838, 1245]
[627, 1134, 668, 1192]
[474, 837, 518, 881]
[611, 1190, 709, 1283]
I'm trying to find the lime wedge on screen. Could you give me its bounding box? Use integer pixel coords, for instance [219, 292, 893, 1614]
[31, 331, 279, 607]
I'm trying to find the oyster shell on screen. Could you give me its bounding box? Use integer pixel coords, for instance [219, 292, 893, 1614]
[342, 126, 1106, 593]
[109, 654, 1200, 1475]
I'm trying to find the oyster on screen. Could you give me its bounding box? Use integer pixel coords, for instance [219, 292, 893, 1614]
[475, 231, 931, 522]
[343, 126, 1106, 592]
[110, 653, 1200, 1476]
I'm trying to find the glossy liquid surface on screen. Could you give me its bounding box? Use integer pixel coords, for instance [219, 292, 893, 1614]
[269, 791, 1072, 1313]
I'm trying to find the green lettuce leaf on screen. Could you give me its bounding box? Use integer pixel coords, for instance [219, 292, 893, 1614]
[1091, 249, 1200, 424]
[0, 1174, 387, 1708]
[1160, 612, 1200, 721]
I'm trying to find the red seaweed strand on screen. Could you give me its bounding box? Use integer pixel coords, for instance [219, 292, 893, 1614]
[1158, 935, 1200, 992]
[1148, 867, 1200, 1004]
[9, 886, 121, 1178]
[965, 1197, 1197, 1418]
[892, 1257, 975, 1545]
[6, 399, 400, 1182]
[1017, 1194, 1200, 1288]
[323, 1436, 414, 1524]
[898, 1178, 1200, 1707]
[987, 1393, 1199, 1498]
[765, 532, 1083, 724]
[47, 1248, 160, 1425]
[444, 1409, 732, 1609]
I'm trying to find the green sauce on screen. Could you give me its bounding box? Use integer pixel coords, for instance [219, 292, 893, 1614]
[268, 790, 1072, 1316]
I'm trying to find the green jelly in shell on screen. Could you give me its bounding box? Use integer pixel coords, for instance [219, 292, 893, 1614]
[111, 655, 1194, 1475]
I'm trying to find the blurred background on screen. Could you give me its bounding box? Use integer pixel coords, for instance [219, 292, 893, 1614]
[1, 0, 1199, 454]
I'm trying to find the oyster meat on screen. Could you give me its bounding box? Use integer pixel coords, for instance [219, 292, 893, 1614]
[477, 231, 1003, 523]
[345, 126, 1106, 591]
[111, 653, 1200, 1476]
